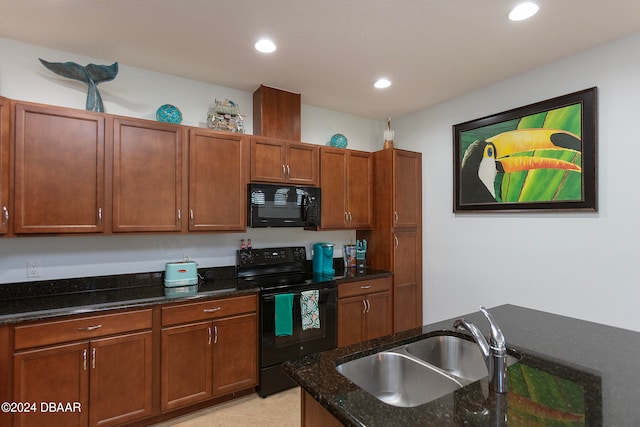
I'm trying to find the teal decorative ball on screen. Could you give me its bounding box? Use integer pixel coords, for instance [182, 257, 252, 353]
[156, 104, 182, 124]
[329, 133, 348, 148]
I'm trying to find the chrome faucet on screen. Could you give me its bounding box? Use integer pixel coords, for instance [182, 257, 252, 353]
[454, 306, 508, 393]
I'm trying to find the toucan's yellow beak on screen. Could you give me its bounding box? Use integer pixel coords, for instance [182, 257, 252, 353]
[487, 129, 582, 173]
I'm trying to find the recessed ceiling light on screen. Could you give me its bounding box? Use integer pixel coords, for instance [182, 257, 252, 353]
[374, 78, 391, 89]
[509, 2, 539, 21]
[255, 39, 276, 53]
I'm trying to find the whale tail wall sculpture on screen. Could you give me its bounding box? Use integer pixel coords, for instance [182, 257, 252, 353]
[39, 58, 119, 112]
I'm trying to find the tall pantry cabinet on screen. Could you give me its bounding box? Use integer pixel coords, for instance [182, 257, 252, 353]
[358, 148, 422, 333]
[0, 97, 9, 234]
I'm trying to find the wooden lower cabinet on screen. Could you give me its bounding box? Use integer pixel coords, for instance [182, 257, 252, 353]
[13, 342, 89, 427]
[161, 322, 213, 411]
[13, 331, 152, 427]
[211, 313, 257, 397]
[301, 390, 342, 427]
[160, 296, 258, 412]
[337, 277, 393, 347]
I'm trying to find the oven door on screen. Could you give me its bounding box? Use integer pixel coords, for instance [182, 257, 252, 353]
[259, 284, 337, 368]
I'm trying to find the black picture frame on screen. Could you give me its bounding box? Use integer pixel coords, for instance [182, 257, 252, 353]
[453, 87, 597, 212]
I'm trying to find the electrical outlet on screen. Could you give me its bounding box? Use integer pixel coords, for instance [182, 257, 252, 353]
[27, 260, 41, 278]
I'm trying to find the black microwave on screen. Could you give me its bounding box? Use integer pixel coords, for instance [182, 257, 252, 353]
[248, 183, 321, 228]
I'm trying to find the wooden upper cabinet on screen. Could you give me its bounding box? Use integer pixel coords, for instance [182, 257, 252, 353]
[250, 137, 318, 186]
[112, 117, 184, 232]
[320, 147, 371, 229]
[188, 129, 248, 231]
[253, 85, 301, 141]
[347, 150, 373, 228]
[393, 150, 422, 228]
[13, 102, 105, 234]
[0, 97, 9, 234]
[320, 148, 348, 228]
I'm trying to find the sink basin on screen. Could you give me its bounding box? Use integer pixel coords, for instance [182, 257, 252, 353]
[336, 351, 462, 407]
[405, 335, 519, 383]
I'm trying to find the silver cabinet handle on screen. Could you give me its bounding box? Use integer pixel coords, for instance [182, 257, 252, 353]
[189, 209, 194, 222]
[395, 236, 399, 249]
[344, 212, 348, 222]
[360, 285, 371, 289]
[177, 209, 181, 222]
[286, 164, 290, 178]
[394, 211, 399, 224]
[77, 324, 103, 331]
[83, 349, 87, 371]
[1, 206, 7, 226]
[208, 326, 212, 345]
[282, 164, 286, 178]
[92, 347, 96, 369]
[97, 208, 102, 225]
[362, 299, 367, 314]
[213, 325, 218, 344]
[203, 307, 221, 313]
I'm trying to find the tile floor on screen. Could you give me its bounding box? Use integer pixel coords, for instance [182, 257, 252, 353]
[152, 387, 301, 427]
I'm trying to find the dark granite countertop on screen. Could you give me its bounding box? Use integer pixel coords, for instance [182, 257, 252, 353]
[0, 265, 391, 326]
[0, 267, 258, 325]
[283, 304, 640, 426]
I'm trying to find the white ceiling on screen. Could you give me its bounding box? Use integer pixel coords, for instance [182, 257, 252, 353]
[1, 0, 639, 120]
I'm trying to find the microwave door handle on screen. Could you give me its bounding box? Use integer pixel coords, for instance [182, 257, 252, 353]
[301, 195, 309, 220]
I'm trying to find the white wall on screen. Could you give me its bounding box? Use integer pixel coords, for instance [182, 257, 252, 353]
[0, 37, 383, 283]
[395, 33, 640, 332]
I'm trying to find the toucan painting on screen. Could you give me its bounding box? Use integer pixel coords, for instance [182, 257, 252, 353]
[459, 103, 584, 206]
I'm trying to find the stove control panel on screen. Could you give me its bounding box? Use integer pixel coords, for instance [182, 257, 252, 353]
[237, 246, 307, 267]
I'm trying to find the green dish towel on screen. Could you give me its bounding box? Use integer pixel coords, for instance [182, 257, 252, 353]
[275, 294, 294, 336]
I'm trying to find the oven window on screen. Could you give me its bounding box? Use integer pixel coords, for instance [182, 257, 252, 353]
[260, 288, 337, 366]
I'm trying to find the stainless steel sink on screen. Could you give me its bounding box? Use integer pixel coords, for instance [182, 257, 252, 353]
[405, 335, 519, 383]
[336, 351, 462, 408]
[335, 334, 520, 408]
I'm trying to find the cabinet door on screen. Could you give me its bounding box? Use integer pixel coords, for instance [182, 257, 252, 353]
[393, 150, 421, 228]
[189, 129, 247, 231]
[14, 103, 105, 234]
[89, 331, 152, 427]
[320, 148, 347, 228]
[13, 342, 89, 427]
[337, 296, 366, 347]
[348, 151, 373, 229]
[113, 118, 183, 232]
[365, 291, 393, 341]
[0, 98, 9, 234]
[393, 230, 422, 332]
[287, 142, 318, 186]
[211, 313, 257, 397]
[161, 321, 212, 411]
[250, 137, 286, 183]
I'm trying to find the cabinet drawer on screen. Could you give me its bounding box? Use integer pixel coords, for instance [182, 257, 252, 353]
[338, 277, 392, 299]
[162, 295, 257, 327]
[14, 309, 152, 350]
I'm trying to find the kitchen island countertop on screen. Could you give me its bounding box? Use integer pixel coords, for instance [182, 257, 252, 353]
[283, 304, 640, 426]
